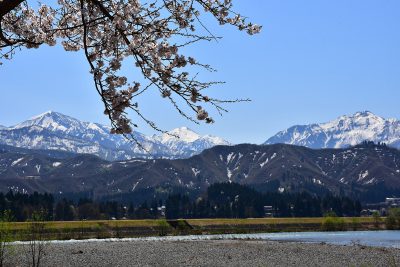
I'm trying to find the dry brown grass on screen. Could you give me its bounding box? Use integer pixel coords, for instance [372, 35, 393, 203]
[4, 217, 376, 234]
[186, 217, 374, 226]
[6, 219, 164, 230]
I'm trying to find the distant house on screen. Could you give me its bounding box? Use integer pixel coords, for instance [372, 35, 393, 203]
[360, 209, 381, 217]
[158, 205, 166, 217]
[363, 197, 400, 216]
[263, 206, 274, 217]
[386, 198, 400, 207]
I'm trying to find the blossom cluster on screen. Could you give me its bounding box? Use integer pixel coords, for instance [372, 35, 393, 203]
[0, 0, 260, 135]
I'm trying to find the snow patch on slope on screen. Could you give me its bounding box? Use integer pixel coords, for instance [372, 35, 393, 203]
[11, 158, 24, 167]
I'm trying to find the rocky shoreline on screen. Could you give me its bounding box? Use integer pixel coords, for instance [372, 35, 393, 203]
[8, 239, 400, 267]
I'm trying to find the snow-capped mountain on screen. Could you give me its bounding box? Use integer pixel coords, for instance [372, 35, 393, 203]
[153, 127, 230, 158]
[0, 111, 230, 160]
[264, 111, 400, 149]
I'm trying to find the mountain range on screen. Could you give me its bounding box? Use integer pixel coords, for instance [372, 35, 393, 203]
[0, 142, 399, 202]
[1, 110, 400, 202]
[265, 111, 400, 149]
[2, 111, 400, 161]
[0, 111, 230, 161]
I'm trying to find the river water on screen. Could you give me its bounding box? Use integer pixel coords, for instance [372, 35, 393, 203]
[29, 230, 400, 249]
[245, 230, 400, 248]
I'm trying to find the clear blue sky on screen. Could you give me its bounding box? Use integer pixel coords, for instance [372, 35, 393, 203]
[1, 1, 400, 144]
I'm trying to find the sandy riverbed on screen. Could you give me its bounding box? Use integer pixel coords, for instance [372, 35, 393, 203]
[8, 239, 400, 267]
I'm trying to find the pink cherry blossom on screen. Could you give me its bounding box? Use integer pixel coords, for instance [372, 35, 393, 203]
[0, 0, 260, 136]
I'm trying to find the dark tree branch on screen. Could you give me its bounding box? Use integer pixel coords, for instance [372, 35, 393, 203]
[0, 0, 24, 18]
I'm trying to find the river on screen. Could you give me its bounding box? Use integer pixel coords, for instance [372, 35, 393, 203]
[27, 230, 400, 249]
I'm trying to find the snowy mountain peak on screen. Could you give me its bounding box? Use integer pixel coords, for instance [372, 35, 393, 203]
[355, 110, 373, 116]
[265, 111, 400, 149]
[319, 111, 386, 132]
[349, 110, 385, 122]
[13, 110, 84, 132]
[156, 127, 230, 147]
[30, 110, 56, 119]
[162, 127, 201, 143]
[27, 110, 76, 124]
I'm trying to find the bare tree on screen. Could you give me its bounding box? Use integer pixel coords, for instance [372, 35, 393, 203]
[25, 211, 48, 267]
[0, 0, 260, 139]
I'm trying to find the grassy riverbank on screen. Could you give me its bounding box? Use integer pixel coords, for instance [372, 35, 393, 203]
[4, 217, 384, 241]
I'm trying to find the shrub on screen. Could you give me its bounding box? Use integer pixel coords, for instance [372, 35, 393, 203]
[350, 217, 361, 231]
[385, 208, 400, 230]
[157, 220, 170, 236]
[322, 212, 346, 231]
[372, 211, 382, 229]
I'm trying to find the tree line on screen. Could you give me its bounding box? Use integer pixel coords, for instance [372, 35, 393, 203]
[0, 183, 363, 221]
[0, 191, 163, 221]
[165, 183, 362, 219]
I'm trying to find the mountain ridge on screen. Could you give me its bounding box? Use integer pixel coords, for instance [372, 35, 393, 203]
[265, 111, 400, 149]
[0, 111, 230, 160]
[0, 142, 399, 202]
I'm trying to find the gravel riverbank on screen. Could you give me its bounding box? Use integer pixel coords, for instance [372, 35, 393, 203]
[8, 239, 400, 267]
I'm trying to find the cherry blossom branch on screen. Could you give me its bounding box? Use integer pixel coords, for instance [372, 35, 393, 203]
[0, 0, 261, 138]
